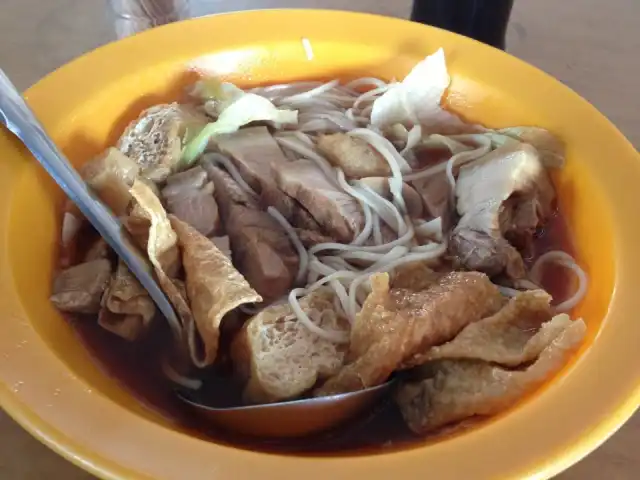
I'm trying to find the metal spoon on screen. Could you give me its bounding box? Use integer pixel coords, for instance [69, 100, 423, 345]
[178, 380, 395, 438]
[0, 68, 180, 328]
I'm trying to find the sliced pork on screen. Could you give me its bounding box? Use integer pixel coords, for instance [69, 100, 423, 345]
[276, 160, 365, 243]
[317, 133, 391, 179]
[411, 171, 451, 220]
[162, 166, 220, 237]
[209, 166, 299, 302]
[50, 259, 112, 314]
[215, 126, 290, 192]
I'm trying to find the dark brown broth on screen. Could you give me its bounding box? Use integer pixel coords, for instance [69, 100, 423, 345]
[527, 210, 577, 306]
[69, 209, 576, 455]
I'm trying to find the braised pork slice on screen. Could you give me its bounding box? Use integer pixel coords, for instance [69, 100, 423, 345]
[162, 166, 220, 237]
[317, 133, 391, 179]
[163, 166, 208, 195]
[50, 259, 112, 314]
[212, 128, 328, 239]
[276, 159, 365, 243]
[411, 171, 451, 220]
[83, 237, 111, 263]
[260, 181, 324, 232]
[450, 144, 555, 278]
[209, 166, 298, 302]
[166, 192, 219, 237]
[215, 126, 290, 192]
[295, 229, 335, 249]
[315, 271, 503, 396]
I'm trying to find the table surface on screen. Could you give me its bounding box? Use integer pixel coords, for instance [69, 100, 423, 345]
[0, 0, 638, 478]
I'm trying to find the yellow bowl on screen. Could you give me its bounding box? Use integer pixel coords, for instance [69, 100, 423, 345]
[0, 9, 638, 480]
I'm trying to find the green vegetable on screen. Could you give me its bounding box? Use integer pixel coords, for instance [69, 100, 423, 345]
[181, 91, 298, 168]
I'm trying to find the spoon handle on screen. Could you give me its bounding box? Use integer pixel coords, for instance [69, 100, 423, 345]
[0, 68, 180, 328]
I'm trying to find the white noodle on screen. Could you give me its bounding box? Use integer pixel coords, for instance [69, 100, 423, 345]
[282, 147, 299, 162]
[251, 81, 323, 99]
[334, 84, 360, 96]
[414, 217, 443, 242]
[361, 104, 374, 118]
[279, 80, 340, 104]
[319, 93, 361, 106]
[401, 125, 423, 156]
[283, 97, 338, 111]
[515, 278, 542, 290]
[445, 152, 458, 190]
[404, 139, 492, 182]
[530, 250, 588, 312]
[291, 130, 315, 146]
[300, 113, 357, 132]
[333, 294, 346, 317]
[320, 256, 358, 272]
[445, 137, 493, 190]
[307, 268, 320, 285]
[348, 201, 373, 247]
[308, 259, 349, 281]
[349, 128, 412, 174]
[347, 274, 370, 321]
[497, 286, 521, 297]
[344, 77, 389, 90]
[374, 244, 448, 271]
[309, 225, 415, 255]
[299, 119, 342, 132]
[353, 84, 391, 109]
[336, 169, 399, 234]
[358, 183, 407, 234]
[203, 153, 259, 199]
[161, 359, 202, 390]
[373, 215, 383, 245]
[288, 288, 350, 343]
[341, 245, 409, 264]
[267, 207, 308, 285]
[348, 128, 411, 210]
[344, 244, 447, 321]
[61, 212, 81, 247]
[361, 245, 412, 272]
[305, 270, 360, 291]
[330, 280, 353, 324]
[274, 135, 337, 180]
[429, 134, 471, 154]
[332, 170, 379, 247]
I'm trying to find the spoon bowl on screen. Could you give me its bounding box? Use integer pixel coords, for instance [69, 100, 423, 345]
[178, 381, 395, 438]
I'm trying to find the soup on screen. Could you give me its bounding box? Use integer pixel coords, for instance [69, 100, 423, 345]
[50, 49, 587, 452]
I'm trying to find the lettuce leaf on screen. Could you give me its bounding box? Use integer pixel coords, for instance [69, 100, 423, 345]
[371, 49, 472, 134]
[181, 81, 298, 167]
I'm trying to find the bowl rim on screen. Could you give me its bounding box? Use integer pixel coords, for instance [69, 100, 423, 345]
[0, 9, 639, 480]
